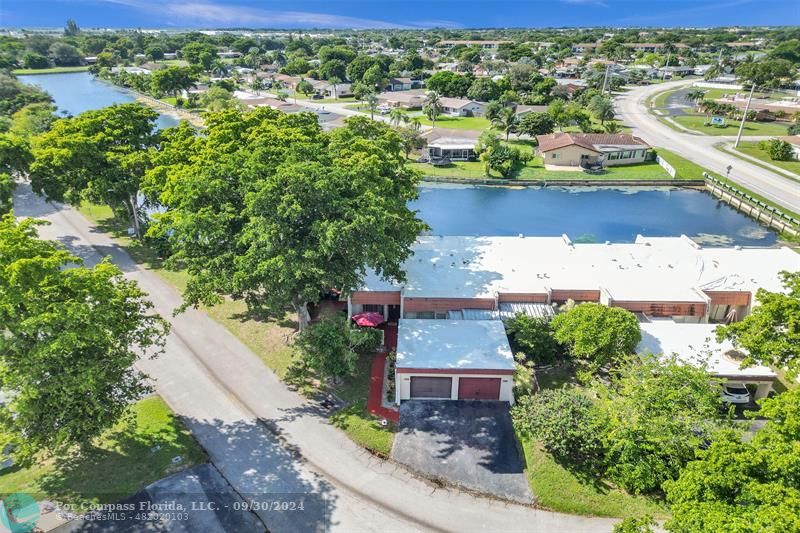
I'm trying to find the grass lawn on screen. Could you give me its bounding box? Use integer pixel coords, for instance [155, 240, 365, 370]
[519, 437, 669, 519]
[654, 148, 800, 220]
[733, 141, 800, 178]
[651, 88, 678, 110]
[0, 397, 207, 505]
[672, 114, 789, 137]
[160, 96, 178, 106]
[331, 354, 395, 457]
[12, 66, 90, 75]
[420, 115, 491, 131]
[409, 156, 675, 182]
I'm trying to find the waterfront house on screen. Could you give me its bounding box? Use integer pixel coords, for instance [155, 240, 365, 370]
[377, 90, 427, 109]
[349, 234, 800, 403]
[536, 133, 651, 169]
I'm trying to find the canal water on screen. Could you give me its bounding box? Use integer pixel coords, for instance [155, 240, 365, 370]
[18, 71, 181, 129]
[20, 72, 778, 247]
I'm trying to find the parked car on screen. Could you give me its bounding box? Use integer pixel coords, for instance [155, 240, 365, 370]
[721, 384, 751, 404]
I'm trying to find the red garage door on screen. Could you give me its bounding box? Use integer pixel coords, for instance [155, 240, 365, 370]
[457, 378, 501, 400]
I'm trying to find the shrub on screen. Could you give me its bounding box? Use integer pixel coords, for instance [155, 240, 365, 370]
[613, 516, 656, 533]
[551, 303, 641, 377]
[295, 314, 382, 381]
[505, 313, 562, 364]
[766, 138, 795, 161]
[511, 388, 605, 470]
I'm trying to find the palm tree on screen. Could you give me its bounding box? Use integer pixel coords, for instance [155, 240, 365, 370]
[685, 89, 706, 110]
[491, 106, 519, 141]
[210, 59, 229, 78]
[423, 90, 443, 128]
[365, 93, 379, 119]
[603, 121, 621, 134]
[389, 107, 408, 127]
[410, 116, 422, 132]
[250, 77, 264, 96]
[328, 75, 342, 100]
[587, 95, 615, 125]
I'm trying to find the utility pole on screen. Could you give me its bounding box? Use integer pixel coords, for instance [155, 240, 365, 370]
[734, 83, 756, 148]
[661, 52, 671, 81]
[601, 64, 610, 94]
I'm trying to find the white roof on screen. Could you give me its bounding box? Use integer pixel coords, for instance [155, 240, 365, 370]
[361, 235, 800, 303]
[638, 321, 776, 379]
[428, 138, 477, 150]
[396, 319, 515, 371]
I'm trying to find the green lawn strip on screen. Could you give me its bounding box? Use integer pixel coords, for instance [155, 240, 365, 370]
[331, 354, 395, 457]
[12, 66, 90, 75]
[0, 397, 207, 506]
[410, 158, 674, 181]
[418, 115, 491, 131]
[730, 141, 800, 180]
[519, 436, 669, 519]
[655, 148, 800, 220]
[160, 96, 178, 106]
[671, 115, 789, 137]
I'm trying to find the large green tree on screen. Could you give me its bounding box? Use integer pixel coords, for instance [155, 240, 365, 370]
[295, 314, 382, 380]
[29, 103, 159, 238]
[0, 133, 32, 215]
[551, 303, 641, 376]
[716, 271, 800, 378]
[596, 356, 727, 494]
[665, 388, 800, 532]
[0, 215, 168, 461]
[144, 110, 425, 329]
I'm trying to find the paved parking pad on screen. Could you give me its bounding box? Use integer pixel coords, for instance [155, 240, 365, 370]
[392, 401, 532, 504]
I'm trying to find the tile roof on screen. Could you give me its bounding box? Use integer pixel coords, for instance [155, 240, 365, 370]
[536, 133, 650, 153]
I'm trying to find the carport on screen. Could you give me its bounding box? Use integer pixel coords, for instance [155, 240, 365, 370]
[394, 319, 516, 403]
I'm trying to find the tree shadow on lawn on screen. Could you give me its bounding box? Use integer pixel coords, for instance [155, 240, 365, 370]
[35, 408, 205, 504]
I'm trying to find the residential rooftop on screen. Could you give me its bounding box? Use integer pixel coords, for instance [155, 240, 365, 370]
[360, 235, 800, 302]
[396, 319, 515, 371]
[638, 321, 776, 380]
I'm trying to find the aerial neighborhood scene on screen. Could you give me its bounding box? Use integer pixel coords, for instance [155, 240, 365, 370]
[2, 0, 800, 531]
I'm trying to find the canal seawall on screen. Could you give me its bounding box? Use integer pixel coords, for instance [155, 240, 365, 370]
[420, 176, 707, 187]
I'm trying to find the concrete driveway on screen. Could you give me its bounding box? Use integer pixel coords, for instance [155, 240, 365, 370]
[392, 401, 532, 504]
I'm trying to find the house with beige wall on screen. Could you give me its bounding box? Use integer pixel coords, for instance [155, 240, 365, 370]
[536, 133, 652, 169]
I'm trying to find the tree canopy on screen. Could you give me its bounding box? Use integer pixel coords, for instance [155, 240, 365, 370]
[665, 388, 800, 532]
[0, 215, 168, 461]
[144, 110, 426, 328]
[29, 103, 160, 238]
[295, 314, 382, 380]
[716, 271, 800, 378]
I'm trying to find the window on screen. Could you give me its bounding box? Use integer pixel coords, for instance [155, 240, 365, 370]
[607, 152, 620, 160]
[551, 153, 561, 159]
[434, 312, 448, 319]
[411, 311, 434, 319]
[362, 304, 383, 313]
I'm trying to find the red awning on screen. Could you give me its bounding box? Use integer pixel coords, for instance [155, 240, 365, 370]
[351, 312, 385, 327]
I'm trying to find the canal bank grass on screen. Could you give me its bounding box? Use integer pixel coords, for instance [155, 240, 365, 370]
[12, 66, 90, 75]
[519, 437, 670, 519]
[654, 148, 800, 220]
[0, 396, 207, 506]
[75, 203, 387, 450]
[409, 158, 678, 181]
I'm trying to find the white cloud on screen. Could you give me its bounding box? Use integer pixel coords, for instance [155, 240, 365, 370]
[99, 0, 427, 29]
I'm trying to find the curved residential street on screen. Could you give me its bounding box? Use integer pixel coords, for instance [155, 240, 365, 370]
[616, 80, 800, 214]
[13, 183, 617, 532]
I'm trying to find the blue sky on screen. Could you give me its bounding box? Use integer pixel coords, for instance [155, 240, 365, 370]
[1, 0, 798, 29]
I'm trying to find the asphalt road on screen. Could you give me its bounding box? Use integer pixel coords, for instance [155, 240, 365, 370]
[13, 182, 617, 533]
[616, 80, 800, 214]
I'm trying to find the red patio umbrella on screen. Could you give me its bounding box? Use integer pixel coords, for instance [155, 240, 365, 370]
[351, 312, 385, 327]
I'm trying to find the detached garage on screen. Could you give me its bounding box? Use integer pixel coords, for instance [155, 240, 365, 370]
[395, 319, 516, 404]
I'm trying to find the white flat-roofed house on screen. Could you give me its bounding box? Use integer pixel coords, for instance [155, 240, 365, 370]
[395, 319, 516, 403]
[638, 321, 777, 399]
[349, 235, 800, 404]
[427, 137, 477, 161]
